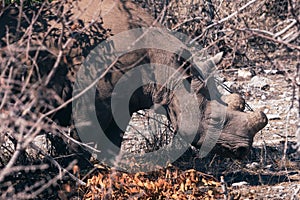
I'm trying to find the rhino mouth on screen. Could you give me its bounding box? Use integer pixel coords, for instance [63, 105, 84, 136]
[212, 143, 251, 159]
[212, 127, 255, 159]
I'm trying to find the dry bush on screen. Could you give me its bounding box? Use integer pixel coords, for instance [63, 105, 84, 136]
[0, 1, 100, 198]
[0, 0, 299, 199]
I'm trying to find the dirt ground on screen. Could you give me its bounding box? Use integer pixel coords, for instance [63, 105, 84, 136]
[219, 66, 299, 199]
[120, 65, 300, 199]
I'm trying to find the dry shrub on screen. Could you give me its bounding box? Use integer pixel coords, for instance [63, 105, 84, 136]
[0, 0, 299, 199]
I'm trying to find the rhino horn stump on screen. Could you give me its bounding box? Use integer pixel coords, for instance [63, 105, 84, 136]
[247, 111, 268, 136]
[222, 93, 246, 111]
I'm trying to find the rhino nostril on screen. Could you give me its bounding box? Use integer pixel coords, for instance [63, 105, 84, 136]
[235, 146, 249, 158]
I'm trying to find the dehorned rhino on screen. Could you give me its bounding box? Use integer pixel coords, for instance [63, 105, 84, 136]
[0, 0, 268, 167]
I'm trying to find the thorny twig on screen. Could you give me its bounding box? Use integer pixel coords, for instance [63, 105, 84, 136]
[235, 28, 300, 51]
[189, 0, 258, 44]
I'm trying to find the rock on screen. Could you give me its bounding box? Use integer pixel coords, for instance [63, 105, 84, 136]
[285, 96, 293, 101]
[270, 87, 275, 92]
[26, 134, 49, 159]
[272, 185, 285, 190]
[266, 114, 281, 120]
[264, 69, 278, 74]
[232, 181, 249, 188]
[248, 76, 271, 89]
[264, 108, 269, 113]
[264, 69, 285, 75]
[246, 162, 260, 169]
[238, 69, 253, 79]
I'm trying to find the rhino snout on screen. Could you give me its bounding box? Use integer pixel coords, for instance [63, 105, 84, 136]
[200, 101, 268, 158]
[247, 110, 268, 136]
[224, 110, 268, 158]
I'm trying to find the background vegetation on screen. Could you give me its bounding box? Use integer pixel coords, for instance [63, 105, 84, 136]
[0, 0, 299, 199]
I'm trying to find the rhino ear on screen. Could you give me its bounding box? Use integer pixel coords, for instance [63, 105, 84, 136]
[192, 52, 223, 80]
[211, 52, 223, 65]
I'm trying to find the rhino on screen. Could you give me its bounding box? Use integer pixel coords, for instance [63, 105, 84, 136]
[0, 0, 267, 167]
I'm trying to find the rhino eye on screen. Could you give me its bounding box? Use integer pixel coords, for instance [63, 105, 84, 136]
[208, 115, 227, 129]
[222, 117, 229, 127]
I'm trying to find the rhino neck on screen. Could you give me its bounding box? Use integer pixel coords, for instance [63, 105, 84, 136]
[100, 0, 155, 34]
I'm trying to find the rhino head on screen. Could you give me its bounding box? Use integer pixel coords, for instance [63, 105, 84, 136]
[162, 52, 268, 159]
[192, 93, 268, 159]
